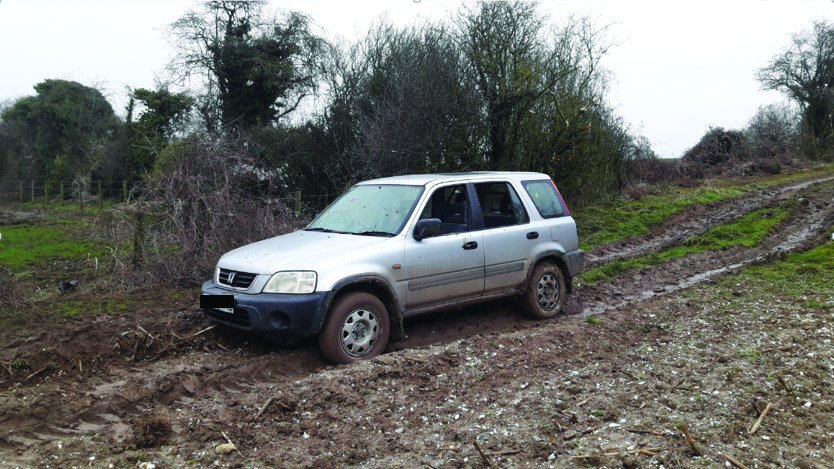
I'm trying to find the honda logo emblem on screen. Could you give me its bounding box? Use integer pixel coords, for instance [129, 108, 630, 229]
[227, 272, 236, 285]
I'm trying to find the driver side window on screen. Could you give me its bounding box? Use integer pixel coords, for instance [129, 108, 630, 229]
[419, 184, 470, 235]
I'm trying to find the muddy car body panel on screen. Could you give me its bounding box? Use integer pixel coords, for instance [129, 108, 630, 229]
[201, 172, 583, 362]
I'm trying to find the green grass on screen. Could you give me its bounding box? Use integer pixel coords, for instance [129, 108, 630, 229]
[55, 300, 126, 319]
[0, 220, 104, 269]
[58, 302, 85, 319]
[574, 164, 834, 251]
[574, 186, 746, 250]
[580, 206, 790, 285]
[736, 238, 834, 299]
[708, 162, 834, 190]
[11, 358, 30, 370]
[15, 199, 122, 215]
[585, 315, 602, 325]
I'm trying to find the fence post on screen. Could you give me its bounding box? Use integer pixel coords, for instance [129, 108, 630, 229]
[43, 182, 48, 208]
[60, 181, 64, 205]
[79, 184, 84, 211]
[294, 190, 302, 221]
[123, 180, 128, 204]
[132, 211, 145, 269]
[98, 181, 103, 209]
[19, 181, 23, 205]
[30, 180, 34, 204]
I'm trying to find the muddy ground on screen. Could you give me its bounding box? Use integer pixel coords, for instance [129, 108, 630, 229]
[0, 174, 833, 468]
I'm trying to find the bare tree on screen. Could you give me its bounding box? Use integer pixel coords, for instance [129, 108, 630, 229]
[757, 20, 834, 158]
[455, 1, 615, 170]
[353, 21, 483, 177]
[744, 102, 800, 157]
[310, 19, 483, 191]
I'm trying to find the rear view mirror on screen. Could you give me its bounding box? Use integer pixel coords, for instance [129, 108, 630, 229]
[413, 218, 443, 241]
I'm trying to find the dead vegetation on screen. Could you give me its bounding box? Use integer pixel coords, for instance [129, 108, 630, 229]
[0, 269, 25, 311]
[624, 125, 805, 189]
[683, 127, 753, 167]
[137, 138, 301, 286]
[131, 415, 172, 449]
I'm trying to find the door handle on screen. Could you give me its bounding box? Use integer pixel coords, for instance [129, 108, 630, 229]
[526, 231, 539, 239]
[462, 241, 478, 250]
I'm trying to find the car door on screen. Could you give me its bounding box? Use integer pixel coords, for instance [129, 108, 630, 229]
[472, 180, 536, 294]
[403, 183, 485, 310]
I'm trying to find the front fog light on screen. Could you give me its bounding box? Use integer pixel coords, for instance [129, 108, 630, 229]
[262, 271, 317, 294]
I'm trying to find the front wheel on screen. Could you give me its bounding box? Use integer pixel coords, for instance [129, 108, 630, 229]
[318, 292, 390, 364]
[520, 261, 566, 319]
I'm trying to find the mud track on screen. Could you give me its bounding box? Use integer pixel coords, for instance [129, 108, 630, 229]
[585, 174, 834, 268]
[1, 174, 833, 467]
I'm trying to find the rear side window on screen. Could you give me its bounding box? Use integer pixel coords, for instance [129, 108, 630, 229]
[474, 181, 529, 228]
[522, 180, 567, 218]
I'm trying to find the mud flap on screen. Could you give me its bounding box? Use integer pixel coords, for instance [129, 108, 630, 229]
[388, 307, 407, 343]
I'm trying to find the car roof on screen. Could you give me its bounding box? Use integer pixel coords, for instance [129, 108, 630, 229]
[357, 171, 550, 187]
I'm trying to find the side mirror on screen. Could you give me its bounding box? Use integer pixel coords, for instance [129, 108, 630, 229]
[413, 218, 443, 241]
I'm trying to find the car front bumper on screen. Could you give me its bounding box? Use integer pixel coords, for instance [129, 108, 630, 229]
[200, 281, 329, 341]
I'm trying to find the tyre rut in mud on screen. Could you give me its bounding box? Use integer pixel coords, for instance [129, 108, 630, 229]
[585, 175, 834, 269]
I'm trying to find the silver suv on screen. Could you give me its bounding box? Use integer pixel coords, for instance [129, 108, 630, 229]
[200, 172, 583, 363]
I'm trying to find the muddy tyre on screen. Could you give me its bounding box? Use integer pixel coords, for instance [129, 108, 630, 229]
[520, 261, 566, 319]
[318, 292, 390, 364]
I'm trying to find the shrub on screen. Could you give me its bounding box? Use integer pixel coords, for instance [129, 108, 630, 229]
[682, 127, 752, 168]
[141, 137, 298, 286]
[744, 103, 800, 158]
[0, 269, 24, 309]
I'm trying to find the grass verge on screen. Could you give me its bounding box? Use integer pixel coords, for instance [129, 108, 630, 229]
[0, 220, 106, 270]
[575, 186, 744, 250]
[735, 237, 834, 299]
[574, 163, 834, 251]
[579, 206, 791, 285]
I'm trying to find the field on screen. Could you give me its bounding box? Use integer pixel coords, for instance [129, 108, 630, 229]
[1, 165, 833, 468]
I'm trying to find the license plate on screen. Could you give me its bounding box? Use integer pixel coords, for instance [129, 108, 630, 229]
[200, 294, 234, 310]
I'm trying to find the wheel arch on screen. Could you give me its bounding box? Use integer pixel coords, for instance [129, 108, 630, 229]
[530, 251, 574, 293]
[322, 275, 404, 341]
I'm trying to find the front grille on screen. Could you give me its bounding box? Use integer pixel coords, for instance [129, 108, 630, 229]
[218, 269, 257, 289]
[204, 307, 251, 328]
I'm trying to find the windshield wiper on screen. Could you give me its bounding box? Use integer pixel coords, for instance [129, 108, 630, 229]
[304, 227, 346, 234]
[354, 230, 396, 237]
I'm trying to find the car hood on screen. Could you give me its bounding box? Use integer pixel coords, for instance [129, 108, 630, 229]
[217, 230, 391, 274]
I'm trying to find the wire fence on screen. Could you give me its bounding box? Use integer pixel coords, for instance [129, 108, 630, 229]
[0, 179, 345, 282]
[0, 179, 339, 216]
[0, 180, 139, 209]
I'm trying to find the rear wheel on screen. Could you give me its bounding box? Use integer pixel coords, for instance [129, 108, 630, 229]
[318, 292, 390, 364]
[520, 261, 566, 319]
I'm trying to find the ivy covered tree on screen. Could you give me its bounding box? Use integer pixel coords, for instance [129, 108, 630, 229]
[132, 87, 194, 171]
[0, 79, 118, 191]
[166, 0, 324, 132]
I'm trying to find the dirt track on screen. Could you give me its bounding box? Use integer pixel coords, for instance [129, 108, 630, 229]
[1, 174, 833, 468]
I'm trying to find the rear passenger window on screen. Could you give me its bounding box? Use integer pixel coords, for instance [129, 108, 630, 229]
[522, 180, 566, 218]
[474, 182, 529, 228]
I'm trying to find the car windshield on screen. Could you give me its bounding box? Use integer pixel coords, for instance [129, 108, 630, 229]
[306, 184, 424, 236]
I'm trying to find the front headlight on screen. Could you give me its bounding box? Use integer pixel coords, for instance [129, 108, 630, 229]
[262, 271, 317, 294]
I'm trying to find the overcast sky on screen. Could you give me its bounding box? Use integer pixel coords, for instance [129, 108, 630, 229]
[0, 0, 831, 158]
